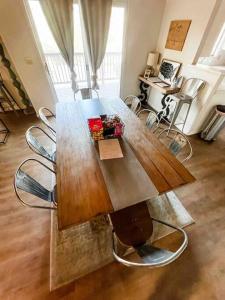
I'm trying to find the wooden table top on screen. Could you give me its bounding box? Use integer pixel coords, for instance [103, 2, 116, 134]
[56, 98, 195, 230]
[139, 76, 180, 95]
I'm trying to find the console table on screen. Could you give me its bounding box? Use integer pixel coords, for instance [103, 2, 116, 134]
[138, 76, 180, 120]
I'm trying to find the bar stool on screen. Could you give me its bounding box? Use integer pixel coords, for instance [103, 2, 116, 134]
[161, 78, 206, 132]
[14, 158, 57, 210]
[38, 107, 56, 136]
[25, 126, 56, 164]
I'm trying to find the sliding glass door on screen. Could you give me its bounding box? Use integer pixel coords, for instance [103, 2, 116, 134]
[28, 0, 125, 101]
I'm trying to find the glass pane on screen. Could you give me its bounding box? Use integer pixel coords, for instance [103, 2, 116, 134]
[29, 1, 59, 54]
[28, 1, 87, 102]
[98, 7, 125, 98]
[212, 22, 225, 54]
[28, 1, 125, 101]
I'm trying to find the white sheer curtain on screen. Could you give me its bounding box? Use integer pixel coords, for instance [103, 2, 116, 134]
[79, 0, 112, 89]
[40, 0, 78, 92]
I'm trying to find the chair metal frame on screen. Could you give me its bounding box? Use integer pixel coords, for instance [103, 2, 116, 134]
[158, 128, 193, 163]
[124, 95, 141, 114]
[38, 107, 56, 136]
[181, 77, 206, 99]
[137, 109, 161, 132]
[112, 217, 188, 268]
[25, 126, 56, 164]
[14, 158, 57, 210]
[75, 87, 99, 100]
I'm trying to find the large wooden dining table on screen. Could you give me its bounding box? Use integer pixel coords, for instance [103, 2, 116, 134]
[56, 98, 195, 231]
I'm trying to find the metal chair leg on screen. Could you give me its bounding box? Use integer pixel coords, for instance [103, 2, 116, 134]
[168, 101, 183, 133]
[158, 95, 171, 123]
[181, 103, 192, 132]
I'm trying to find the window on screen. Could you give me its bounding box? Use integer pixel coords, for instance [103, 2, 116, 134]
[28, 1, 125, 101]
[211, 22, 225, 55]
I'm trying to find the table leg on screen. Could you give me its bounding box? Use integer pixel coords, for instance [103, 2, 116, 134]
[182, 103, 192, 132]
[109, 202, 153, 247]
[157, 94, 174, 123]
[168, 101, 179, 132]
[138, 81, 150, 108]
[157, 94, 168, 121]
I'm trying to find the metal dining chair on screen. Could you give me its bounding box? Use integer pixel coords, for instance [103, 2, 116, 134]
[158, 129, 193, 207]
[112, 218, 188, 268]
[38, 107, 56, 136]
[137, 109, 161, 133]
[75, 88, 99, 100]
[124, 95, 141, 114]
[25, 126, 56, 164]
[158, 129, 193, 163]
[162, 78, 206, 133]
[14, 158, 56, 210]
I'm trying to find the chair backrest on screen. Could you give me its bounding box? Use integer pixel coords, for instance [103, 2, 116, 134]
[112, 217, 188, 268]
[124, 95, 141, 114]
[25, 126, 56, 164]
[38, 107, 56, 135]
[76, 88, 99, 100]
[158, 129, 193, 162]
[14, 158, 56, 210]
[181, 78, 206, 99]
[137, 109, 159, 130]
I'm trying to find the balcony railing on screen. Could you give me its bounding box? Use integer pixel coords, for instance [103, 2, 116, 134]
[45, 52, 122, 84]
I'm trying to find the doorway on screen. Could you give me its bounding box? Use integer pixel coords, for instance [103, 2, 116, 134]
[28, 0, 125, 101]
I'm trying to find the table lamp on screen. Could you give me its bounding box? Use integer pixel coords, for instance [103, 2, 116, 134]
[144, 52, 159, 79]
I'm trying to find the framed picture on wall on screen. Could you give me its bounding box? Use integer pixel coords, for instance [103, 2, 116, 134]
[158, 59, 181, 85]
[165, 20, 192, 51]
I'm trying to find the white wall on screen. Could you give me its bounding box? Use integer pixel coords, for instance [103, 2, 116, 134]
[149, 0, 220, 115]
[156, 0, 218, 66]
[199, 0, 225, 57]
[180, 65, 225, 134]
[120, 0, 166, 98]
[0, 0, 57, 114]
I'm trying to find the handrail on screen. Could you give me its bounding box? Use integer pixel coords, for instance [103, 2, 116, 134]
[45, 52, 122, 84]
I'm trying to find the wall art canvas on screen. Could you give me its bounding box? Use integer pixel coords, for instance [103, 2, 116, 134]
[158, 59, 181, 85]
[165, 20, 191, 51]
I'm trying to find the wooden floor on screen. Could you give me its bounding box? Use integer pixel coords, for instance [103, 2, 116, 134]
[0, 112, 225, 300]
